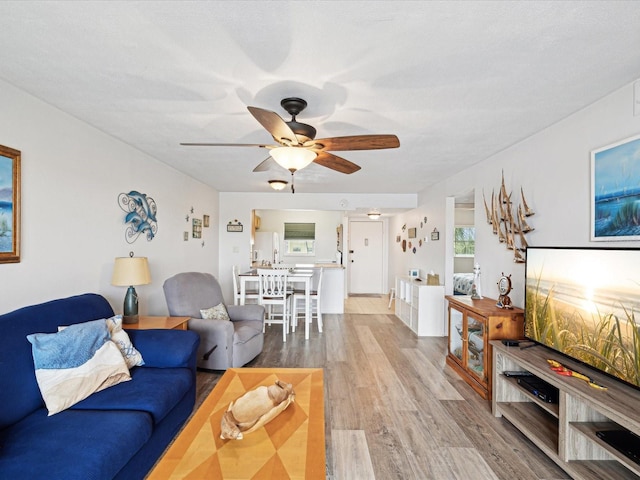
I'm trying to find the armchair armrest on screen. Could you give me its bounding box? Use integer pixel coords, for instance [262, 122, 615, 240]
[127, 329, 199, 371]
[227, 304, 265, 322]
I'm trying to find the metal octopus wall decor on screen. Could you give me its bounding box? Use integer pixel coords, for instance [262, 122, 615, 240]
[118, 190, 158, 243]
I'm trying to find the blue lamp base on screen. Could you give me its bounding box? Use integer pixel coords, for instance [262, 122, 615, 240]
[122, 285, 139, 324]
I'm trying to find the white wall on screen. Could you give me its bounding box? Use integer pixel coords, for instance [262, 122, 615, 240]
[394, 80, 640, 309]
[0, 79, 220, 315]
[255, 209, 343, 263]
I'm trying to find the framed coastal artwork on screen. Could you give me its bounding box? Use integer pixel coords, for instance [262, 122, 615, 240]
[591, 133, 640, 241]
[0, 145, 20, 263]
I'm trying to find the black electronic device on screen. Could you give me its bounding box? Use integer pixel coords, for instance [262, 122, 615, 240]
[502, 339, 520, 347]
[595, 429, 640, 465]
[503, 371, 535, 378]
[516, 376, 559, 403]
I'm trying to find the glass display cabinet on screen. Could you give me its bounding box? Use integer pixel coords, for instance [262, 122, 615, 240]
[446, 295, 524, 400]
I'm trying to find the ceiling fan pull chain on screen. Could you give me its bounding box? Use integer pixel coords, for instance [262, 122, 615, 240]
[291, 171, 295, 194]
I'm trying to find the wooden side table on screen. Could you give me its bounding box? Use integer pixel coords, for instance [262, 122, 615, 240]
[123, 315, 190, 331]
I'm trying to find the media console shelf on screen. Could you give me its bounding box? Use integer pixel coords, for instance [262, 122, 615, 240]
[492, 340, 640, 479]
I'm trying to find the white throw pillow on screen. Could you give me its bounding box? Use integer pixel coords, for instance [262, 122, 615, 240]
[200, 303, 230, 321]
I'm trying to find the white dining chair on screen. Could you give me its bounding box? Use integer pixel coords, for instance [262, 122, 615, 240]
[292, 267, 323, 334]
[232, 265, 259, 305]
[257, 268, 292, 342]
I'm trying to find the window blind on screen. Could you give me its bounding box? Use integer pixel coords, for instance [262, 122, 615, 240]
[284, 223, 315, 240]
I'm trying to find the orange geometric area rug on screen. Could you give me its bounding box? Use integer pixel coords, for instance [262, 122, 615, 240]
[148, 368, 325, 480]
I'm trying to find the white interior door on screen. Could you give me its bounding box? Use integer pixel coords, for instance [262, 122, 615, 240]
[349, 220, 383, 294]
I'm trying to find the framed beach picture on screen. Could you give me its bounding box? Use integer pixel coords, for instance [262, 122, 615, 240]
[0, 145, 20, 263]
[591, 133, 640, 241]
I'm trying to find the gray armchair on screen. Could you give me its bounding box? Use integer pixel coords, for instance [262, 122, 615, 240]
[163, 272, 264, 370]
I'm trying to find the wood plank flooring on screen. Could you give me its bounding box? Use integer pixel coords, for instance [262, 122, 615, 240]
[193, 296, 570, 480]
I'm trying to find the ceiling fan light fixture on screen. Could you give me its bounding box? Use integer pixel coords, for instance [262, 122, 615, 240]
[270, 146, 317, 172]
[268, 180, 288, 191]
[367, 210, 381, 220]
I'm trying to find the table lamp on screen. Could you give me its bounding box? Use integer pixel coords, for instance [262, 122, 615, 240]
[111, 252, 151, 324]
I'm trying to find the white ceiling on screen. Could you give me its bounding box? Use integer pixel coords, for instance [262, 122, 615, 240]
[1, 1, 640, 195]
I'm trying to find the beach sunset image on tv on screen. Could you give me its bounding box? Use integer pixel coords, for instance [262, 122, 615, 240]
[525, 247, 640, 389]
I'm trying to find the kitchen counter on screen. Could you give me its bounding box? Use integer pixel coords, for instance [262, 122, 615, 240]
[248, 263, 345, 313]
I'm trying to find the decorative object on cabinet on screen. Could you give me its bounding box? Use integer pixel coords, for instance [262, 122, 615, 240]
[118, 190, 158, 244]
[409, 269, 419, 278]
[492, 340, 640, 479]
[591, 133, 640, 241]
[496, 273, 513, 308]
[0, 144, 20, 264]
[446, 295, 524, 400]
[431, 228, 439, 240]
[483, 171, 534, 263]
[111, 252, 152, 324]
[395, 276, 445, 336]
[426, 273, 440, 285]
[227, 220, 243, 232]
[470, 263, 483, 299]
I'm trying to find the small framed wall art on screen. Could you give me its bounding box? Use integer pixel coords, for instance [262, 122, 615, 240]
[0, 145, 20, 263]
[227, 220, 243, 232]
[431, 228, 440, 241]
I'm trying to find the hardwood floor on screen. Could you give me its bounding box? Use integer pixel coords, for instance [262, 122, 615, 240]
[194, 296, 570, 479]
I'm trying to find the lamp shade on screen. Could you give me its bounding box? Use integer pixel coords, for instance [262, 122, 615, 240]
[111, 256, 151, 286]
[270, 147, 317, 172]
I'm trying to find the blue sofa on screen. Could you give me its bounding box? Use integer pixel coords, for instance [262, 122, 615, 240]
[0, 293, 200, 480]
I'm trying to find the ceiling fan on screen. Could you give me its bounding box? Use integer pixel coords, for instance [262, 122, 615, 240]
[181, 97, 400, 192]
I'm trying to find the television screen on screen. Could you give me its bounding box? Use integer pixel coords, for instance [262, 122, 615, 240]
[525, 246, 640, 390]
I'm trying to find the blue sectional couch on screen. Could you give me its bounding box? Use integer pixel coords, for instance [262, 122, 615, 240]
[0, 293, 200, 480]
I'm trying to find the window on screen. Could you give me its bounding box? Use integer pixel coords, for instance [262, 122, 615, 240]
[454, 226, 475, 256]
[284, 223, 315, 256]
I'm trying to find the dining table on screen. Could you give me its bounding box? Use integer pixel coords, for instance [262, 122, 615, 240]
[239, 269, 314, 340]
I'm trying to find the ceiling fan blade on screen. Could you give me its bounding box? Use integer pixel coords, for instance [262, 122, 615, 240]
[308, 134, 399, 151]
[180, 142, 272, 147]
[252, 156, 279, 172]
[247, 106, 299, 146]
[313, 151, 361, 174]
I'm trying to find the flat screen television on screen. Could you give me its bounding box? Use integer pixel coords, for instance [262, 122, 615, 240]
[525, 246, 640, 390]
